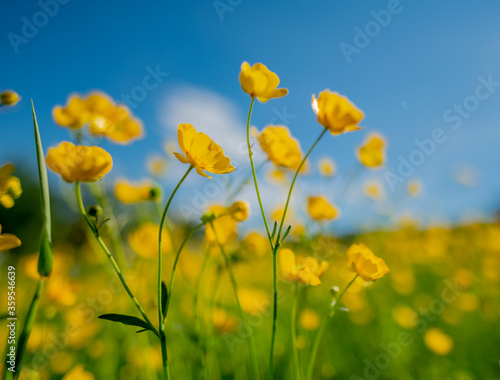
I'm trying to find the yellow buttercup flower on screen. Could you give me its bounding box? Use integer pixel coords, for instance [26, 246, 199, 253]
[243, 232, 268, 257]
[424, 328, 453, 355]
[257, 126, 303, 170]
[62, 364, 94, 380]
[238, 287, 270, 315]
[364, 180, 384, 200]
[0, 224, 21, 251]
[205, 205, 238, 245]
[357, 134, 386, 168]
[279, 248, 328, 286]
[0, 90, 21, 106]
[239, 62, 288, 102]
[46, 142, 113, 183]
[148, 155, 167, 177]
[53, 95, 89, 129]
[212, 308, 238, 334]
[0, 163, 22, 208]
[174, 123, 235, 179]
[114, 179, 159, 204]
[312, 90, 364, 135]
[229, 200, 250, 222]
[318, 158, 336, 177]
[128, 222, 171, 258]
[347, 243, 389, 282]
[307, 196, 339, 221]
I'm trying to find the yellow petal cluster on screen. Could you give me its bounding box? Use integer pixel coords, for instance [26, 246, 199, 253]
[257, 126, 303, 170]
[307, 196, 339, 221]
[364, 180, 384, 200]
[299, 309, 321, 330]
[244, 232, 269, 257]
[239, 62, 288, 102]
[318, 158, 336, 177]
[357, 134, 386, 168]
[424, 328, 454, 355]
[0, 90, 21, 106]
[128, 222, 171, 258]
[0, 163, 22, 208]
[228, 200, 250, 222]
[204, 205, 238, 245]
[347, 243, 389, 282]
[0, 223, 22, 251]
[62, 365, 95, 380]
[46, 142, 112, 183]
[174, 123, 235, 179]
[312, 90, 364, 135]
[53, 92, 143, 144]
[114, 180, 159, 204]
[279, 248, 328, 286]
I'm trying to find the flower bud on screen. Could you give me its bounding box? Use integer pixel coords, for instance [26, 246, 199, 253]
[88, 205, 103, 218]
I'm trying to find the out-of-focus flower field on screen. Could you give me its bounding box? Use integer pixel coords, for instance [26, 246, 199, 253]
[1, 61, 500, 380]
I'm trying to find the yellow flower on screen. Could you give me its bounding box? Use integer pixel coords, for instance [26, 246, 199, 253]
[148, 155, 167, 177]
[267, 168, 287, 184]
[391, 305, 418, 329]
[307, 196, 339, 221]
[174, 123, 235, 179]
[128, 222, 171, 258]
[239, 62, 288, 102]
[114, 179, 158, 204]
[279, 248, 328, 286]
[212, 308, 238, 334]
[318, 158, 336, 177]
[0, 224, 21, 251]
[229, 200, 250, 221]
[312, 90, 364, 135]
[53, 95, 89, 129]
[364, 180, 384, 200]
[408, 180, 422, 197]
[357, 134, 386, 168]
[347, 243, 389, 282]
[238, 287, 270, 315]
[0, 164, 22, 208]
[205, 205, 238, 245]
[257, 126, 303, 170]
[46, 142, 113, 183]
[62, 365, 94, 380]
[424, 328, 453, 355]
[243, 232, 269, 257]
[0, 91, 21, 106]
[299, 309, 321, 330]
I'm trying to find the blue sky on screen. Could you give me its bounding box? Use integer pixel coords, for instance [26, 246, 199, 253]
[1, 0, 500, 233]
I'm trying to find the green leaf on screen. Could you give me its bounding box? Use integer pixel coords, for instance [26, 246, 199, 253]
[32, 101, 53, 277]
[98, 313, 151, 331]
[161, 281, 168, 317]
[280, 225, 292, 243]
[271, 221, 278, 240]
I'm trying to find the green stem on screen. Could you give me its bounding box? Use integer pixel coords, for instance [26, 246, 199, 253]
[193, 248, 210, 378]
[157, 165, 193, 380]
[305, 274, 358, 380]
[210, 221, 260, 380]
[291, 283, 301, 380]
[74, 182, 159, 338]
[12, 279, 44, 379]
[246, 97, 274, 249]
[269, 128, 327, 379]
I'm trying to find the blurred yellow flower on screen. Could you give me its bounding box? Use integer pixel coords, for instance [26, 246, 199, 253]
[243, 232, 269, 257]
[299, 309, 321, 330]
[114, 179, 159, 204]
[148, 155, 167, 177]
[279, 248, 328, 286]
[364, 180, 384, 200]
[128, 222, 171, 258]
[62, 365, 94, 380]
[318, 158, 336, 177]
[53, 92, 143, 144]
[174, 123, 235, 179]
[46, 142, 112, 183]
[0, 163, 22, 208]
[229, 200, 250, 221]
[0, 224, 21, 251]
[408, 180, 422, 197]
[357, 134, 386, 168]
[312, 90, 363, 135]
[238, 287, 270, 315]
[257, 126, 303, 170]
[424, 328, 453, 355]
[307, 196, 339, 221]
[205, 205, 238, 245]
[347, 243, 389, 282]
[239, 62, 288, 102]
[267, 168, 287, 184]
[212, 308, 238, 334]
[0, 90, 21, 106]
[456, 292, 479, 312]
[391, 304, 417, 329]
